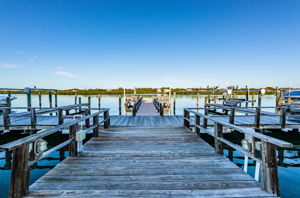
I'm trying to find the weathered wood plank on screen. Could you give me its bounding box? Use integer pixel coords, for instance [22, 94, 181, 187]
[25, 126, 275, 197]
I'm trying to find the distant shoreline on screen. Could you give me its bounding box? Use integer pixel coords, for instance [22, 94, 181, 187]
[0, 88, 280, 95]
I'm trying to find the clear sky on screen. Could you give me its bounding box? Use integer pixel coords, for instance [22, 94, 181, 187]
[0, 0, 299, 89]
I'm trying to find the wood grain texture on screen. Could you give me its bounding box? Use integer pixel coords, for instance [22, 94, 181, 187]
[24, 127, 276, 197]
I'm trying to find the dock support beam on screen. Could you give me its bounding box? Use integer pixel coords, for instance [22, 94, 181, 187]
[261, 141, 280, 196]
[9, 143, 30, 198]
[214, 123, 223, 155]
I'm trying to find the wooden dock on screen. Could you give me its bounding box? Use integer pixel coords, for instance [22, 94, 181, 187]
[24, 126, 276, 198]
[0, 100, 296, 197]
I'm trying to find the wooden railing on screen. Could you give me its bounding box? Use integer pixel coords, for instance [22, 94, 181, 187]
[1, 104, 89, 132]
[0, 108, 110, 198]
[153, 98, 164, 116]
[183, 108, 293, 196]
[132, 97, 143, 116]
[206, 104, 290, 129]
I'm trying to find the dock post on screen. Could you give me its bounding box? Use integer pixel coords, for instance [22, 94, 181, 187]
[6, 96, 11, 114]
[214, 123, 223, 155]
[49, 92, 53, 116]
[75, 93, 78, 104]
[195, 114, 200, 137]
[119, 95, 122, 115]
[30, 108, 37, 134]
[280, 107, 286, 129]
[78, 97, 82, 113]
[104, 110, 110, 129]
[255, 107, 261, 130]
[159, 103, 164, 116]
[3, 108, 10, 131]
[69, 124, 78, 157]
[203, 107, 208, 129]
[229, 108, 235, 124]
[132, 104, 136, 117]
[58, 109, 63, 125]
[38, 92, 42, 109]
[173, 92, 176, 115]
[183, 109, 190, 128]
[252, 93, 255, 107]
[9, 143, 30, 198]
[26, 92, 32, 111]
[258, 93, 262, 108]
[85, 109, 90, 128]
[246, 86, 249, 108]
[98, 95, 101, 110]
[54, 91, 58, 108]
[261, 141, 280, 196]
[93, 115, 99, 137]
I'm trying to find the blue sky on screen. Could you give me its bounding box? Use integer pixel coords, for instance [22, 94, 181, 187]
[0, 0, 300, 89]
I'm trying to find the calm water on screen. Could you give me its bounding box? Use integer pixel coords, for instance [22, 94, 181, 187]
[0, 94, 299, 198]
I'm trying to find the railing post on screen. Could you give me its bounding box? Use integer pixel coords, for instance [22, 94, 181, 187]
[3, 108, 10, 132]
[30, 108, 37, 134]
[58, 109, 64, 125]
[195, 114, 200, 137]
[119, 95, 122, 115]
[9, 143, 30, 198]
[159, 103, 164, 116]
[132, 104, 136, 117]
[203, 107, 208, 129]
[87, 96, 91, 114]
[6, 97, 11, 114]
[38, 92, 42, 109]
[214, 123, 223, 155]
[255, 107, 261, 129]
[69, 124, 78, 157]
[85, 109, 90, 128]
[229, 108, 235, 124]
[78, 97, 82, 112]
[93, 115, 99, 137]
[104, 110, 110, 129]
[280, 107, 286, 129]
[183, 109, 190, 128]
[261, 141, 280, 196]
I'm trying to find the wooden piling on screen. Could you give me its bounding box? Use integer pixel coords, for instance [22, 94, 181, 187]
[69, 124, 78, 157]
[195, 114, 200, 137]
[261, 141, 280, 196]
[9, 143, 30, 198]
[280, 107, 286, 129]
[173, 92, 176, 115]
[255, 107, 261, 129]
[38, 92, 42, 109]
[30, 108, 37, 134]
[229, 108, 235, 124]
[214, 123, 223, 155]
[93, 115, 99, 137]
[183, 109, 190, 128]
[119, 95, 122, 115]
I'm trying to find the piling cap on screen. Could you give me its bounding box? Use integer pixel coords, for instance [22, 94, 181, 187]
[24, 87, 31, 94]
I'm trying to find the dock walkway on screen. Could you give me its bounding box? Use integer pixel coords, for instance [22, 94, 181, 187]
[136, 101, 159, 116]
[24, 122, 276, 197]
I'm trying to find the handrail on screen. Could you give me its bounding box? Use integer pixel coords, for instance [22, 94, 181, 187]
[183, 108, 293, 196]
[132, 97, 143, 116]
[153, 98, 164, 116]
[0, 109, 109, 151]
[0, 108, 110, 198]
[185, 109, 292, 147]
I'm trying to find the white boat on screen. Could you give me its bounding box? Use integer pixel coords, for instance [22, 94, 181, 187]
[283, 90, 300, 113]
